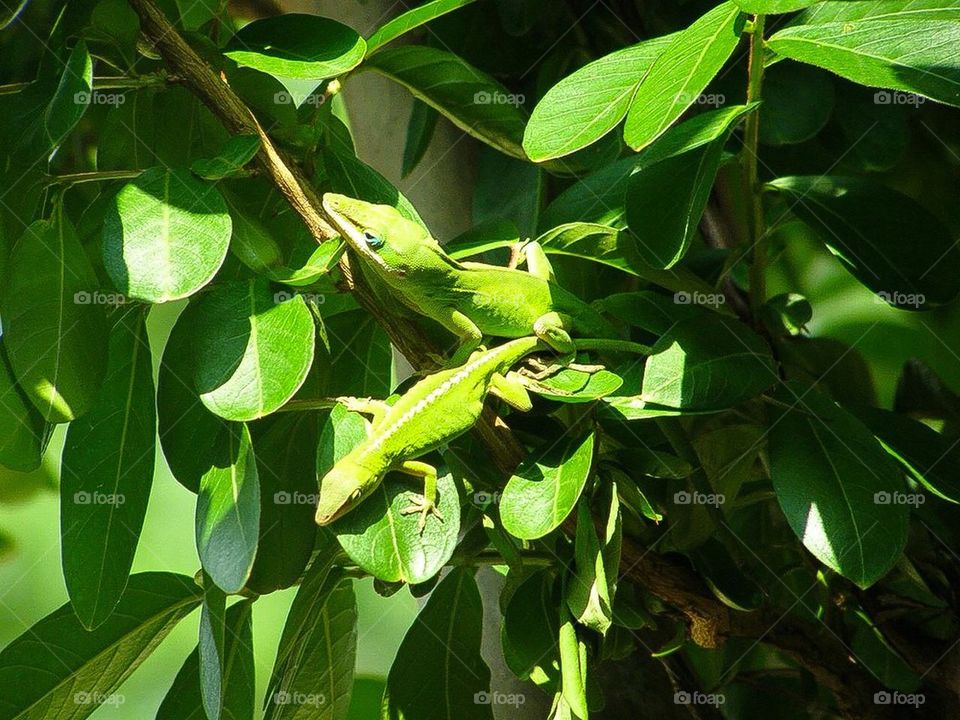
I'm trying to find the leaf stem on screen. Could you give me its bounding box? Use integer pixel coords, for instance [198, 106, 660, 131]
[744, 14, 767, 316]
[46, 169, 145, 186]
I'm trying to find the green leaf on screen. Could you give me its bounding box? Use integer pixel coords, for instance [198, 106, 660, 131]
[0, 211, 108, 422]
[0, 0, 29, 29]
[767, 19, 960, 107]
[323, 312, 392, 397]
[769, 385, 910, 588]
[61, 311, 156, 630]
[44, 40, 92, 146]
[366, 0, 479, 55]
[566, 487, 621, 635]
[0, 343, 51, 472]
[319, 406, 461, 584]
[527, 367, 623, 403]
[191, 279, 315, 421]
[103, 167, 232, 303]
[641, 315, 775, 410]
[625, 106, 747, 267]
[758, 62, 834, 146]
[364, 46, 528, 159]
[850, 405, 960, 504]
[501, 569, 560, 681]
[321, 147, 425, 226]
[0, 572, 202, 720]
[199, 580, 227, 720]
[191, 135, 261, 180]
[401, 99, 439, 178]
[157, 301, 229, 493]
[265, 563, 357, 720]
[734, 0, 820, 11]
[157, 600, 256, 720]
[593, 291, 702, 335]
[196, 423, 260, 593]
[446, 218, 519, 260]
[523, 34, 675, 161]
[798, 1, 960, 24]
[501, 431, 595, 540]
[225, 15, 365, 106]
[382, 568, 492, 720]
[623, 2, 745, 150]
[690, 539, 763, 611]
[247, 413, 320, 594]
[767, 176, 960, 307]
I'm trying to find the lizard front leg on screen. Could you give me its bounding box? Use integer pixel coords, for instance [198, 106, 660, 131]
[396, 460, 444, 533]
[337, 396, 390, 429]
[437, 307, 484, 366]
[520, 241, 556, 282]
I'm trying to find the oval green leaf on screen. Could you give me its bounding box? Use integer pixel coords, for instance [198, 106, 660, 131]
[767, 19, 960, 107]
[0, 212, 109, 422]
[769, 385, 910, 588]
[524, 34, 675, 161]
[624, 2, 745, 151]
[382, 568, 492, 720]
[501, 431, 596, 540]
[364, 45, 528, 159]
[44, 40, 92, 146]
[366, 0, 479, 55]
[61, 311, 156, 630]
[196, 423, 261, 594]
[192, 279, 316, 422]
[0, 344, 51, 472]
[103, 167, 232, 303]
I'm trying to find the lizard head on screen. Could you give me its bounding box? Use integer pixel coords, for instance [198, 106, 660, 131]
[314, 457, 381, 526]
[322, 193, 443, 283]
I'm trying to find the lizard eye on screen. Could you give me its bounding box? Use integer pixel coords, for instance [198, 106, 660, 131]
[362, 229, 384, 249]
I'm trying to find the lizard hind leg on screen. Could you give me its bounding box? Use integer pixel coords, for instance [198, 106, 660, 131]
[396, 460, 444, 533]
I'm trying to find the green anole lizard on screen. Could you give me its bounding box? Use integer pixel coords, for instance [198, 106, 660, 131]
[323, 193, 616, 365]
[314, 336, 649, 531]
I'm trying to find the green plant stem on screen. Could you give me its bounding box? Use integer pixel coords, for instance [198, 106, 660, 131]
[46, 169, 145, 186]
[744, 14, 767, 316]
[277, 397, 339, 413]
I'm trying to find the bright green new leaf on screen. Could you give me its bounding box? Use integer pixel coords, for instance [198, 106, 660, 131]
[0, 573, 201, 720]
[767, 19, 960, 107]
[734, 0, 820, 12]
[61, 311, 156, 630]
[265, 561, 357, 720]
[103, 167, 232, 303]
[365, 45, 528, 159]
[157, 601, 256, 720]
[191, 279, 315, 421]
[501, 431, 595, 540]
[566, 488, 621, 635]
[225, 15, 365, 105]
[0, 212, 108, 422]
[382, 568, 492, 720]
[366, 0, 479, 55]
[767, 176, 960, 307]
[641, 315, 775, 410]
[527, 367, 623, 403]
[624, 2, 745, 150]
[769, 385, 910, 589]
[524, 34, 675, 161]
[196, 423, 260, 594]
[44, 40, 92, 146]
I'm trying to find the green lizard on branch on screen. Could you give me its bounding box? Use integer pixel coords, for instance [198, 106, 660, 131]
[323, 193, 617, 365]
[314, 336, 650, 531]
